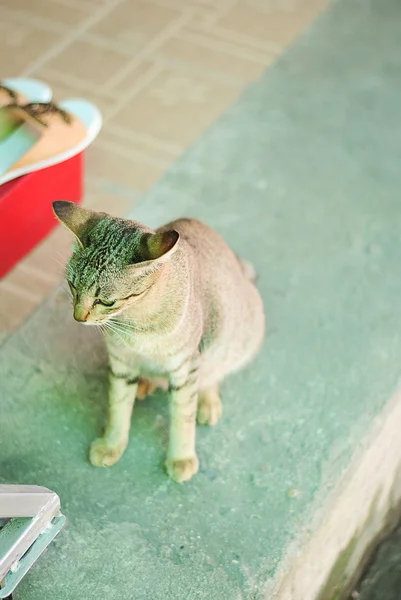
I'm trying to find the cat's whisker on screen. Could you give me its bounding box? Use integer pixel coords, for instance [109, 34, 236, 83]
[59, 284, 73, 305]
[96, 322, 105, 333]
[103, 321, 127, 344]
[108, 318, 130, 331]
[109, 318, 148, 333]
[98, 324, 109, 337]
[108, 327, 128, 342]
[56, 250, 68, 261]
[110, 322, 132, 336]
[51, 256, 65, 267]
[105, 319, 125, 331]
[51, 254, 67, 270]
[110, 322, 145, 335]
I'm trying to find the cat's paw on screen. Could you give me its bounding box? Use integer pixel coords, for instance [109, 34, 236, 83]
[136, 377, 169, 400]
[165, 455, 199, 483]
[136, 378, 157, 401]
[89, 438, 126, 467]
[197, 395, 222, 426]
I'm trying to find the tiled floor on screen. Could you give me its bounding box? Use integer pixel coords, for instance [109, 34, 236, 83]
[0, 0, 327, 343]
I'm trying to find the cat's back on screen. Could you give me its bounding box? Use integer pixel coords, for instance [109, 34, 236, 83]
[160, 218, 264, 383]
[159, 217, 236, 264]
[160, 216, 261, 308]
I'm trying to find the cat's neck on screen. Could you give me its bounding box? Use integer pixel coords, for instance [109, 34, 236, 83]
[113, 249, 190, 333]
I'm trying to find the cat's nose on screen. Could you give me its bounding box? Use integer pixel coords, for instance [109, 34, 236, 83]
[73, 306, 89, 322]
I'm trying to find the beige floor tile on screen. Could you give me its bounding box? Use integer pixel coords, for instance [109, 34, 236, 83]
[82, 0, 110, 6]
[88, 54, 160, 96]
[32, 67, 116, 120]
[2, 263, 58, 299]
[0, 0, 91, 28]
[194, 0, 236, 6]
[85, 130, 166, 192]
[0, 228, 73, 338]
[44, 39, 133, 87]
[110, 67, 242, 146]
[154, 0, 236, 8]
[91, 0, 183, 48]
[22, 227, 73, 279]
[107, 122, 183, 163]
[156, 33, 270, 83]
[84, 184, 135, 217]
[0, 12, 63, 76]
[217, 0, 327, 48]
[185, 4, 226, 28]
[0, 286, 40, 341]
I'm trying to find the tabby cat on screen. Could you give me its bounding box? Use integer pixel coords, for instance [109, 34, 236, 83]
[53, 201, 265, 482]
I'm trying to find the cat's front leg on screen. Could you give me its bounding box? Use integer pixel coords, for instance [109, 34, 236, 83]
[90, 354, 139, 468]
[166, 358, 200, 483]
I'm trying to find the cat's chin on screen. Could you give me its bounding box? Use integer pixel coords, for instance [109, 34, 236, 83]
[83, 317, 120, 326]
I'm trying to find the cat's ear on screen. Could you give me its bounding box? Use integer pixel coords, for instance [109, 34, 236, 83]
[52, 201, 105, 248]
[138, 230, 179, 264]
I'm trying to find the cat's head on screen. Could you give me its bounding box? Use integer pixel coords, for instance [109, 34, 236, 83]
[53, 201, 179, 324]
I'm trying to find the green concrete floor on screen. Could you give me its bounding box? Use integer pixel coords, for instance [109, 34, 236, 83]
[2, 0, 401, 598]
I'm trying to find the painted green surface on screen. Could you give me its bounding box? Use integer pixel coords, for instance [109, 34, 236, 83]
[2, 0, 401, 598]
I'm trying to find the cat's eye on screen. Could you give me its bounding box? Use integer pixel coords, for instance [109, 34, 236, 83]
[93, 299, 116, 308]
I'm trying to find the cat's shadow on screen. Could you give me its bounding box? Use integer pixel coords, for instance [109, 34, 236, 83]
[43, 319, 171, 464]
[76, 364, 170, 452]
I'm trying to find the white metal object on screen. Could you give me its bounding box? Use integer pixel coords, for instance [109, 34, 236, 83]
[0, 485, 65, 598]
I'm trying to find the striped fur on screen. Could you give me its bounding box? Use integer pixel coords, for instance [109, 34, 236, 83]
[53, 201, 265, 483]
